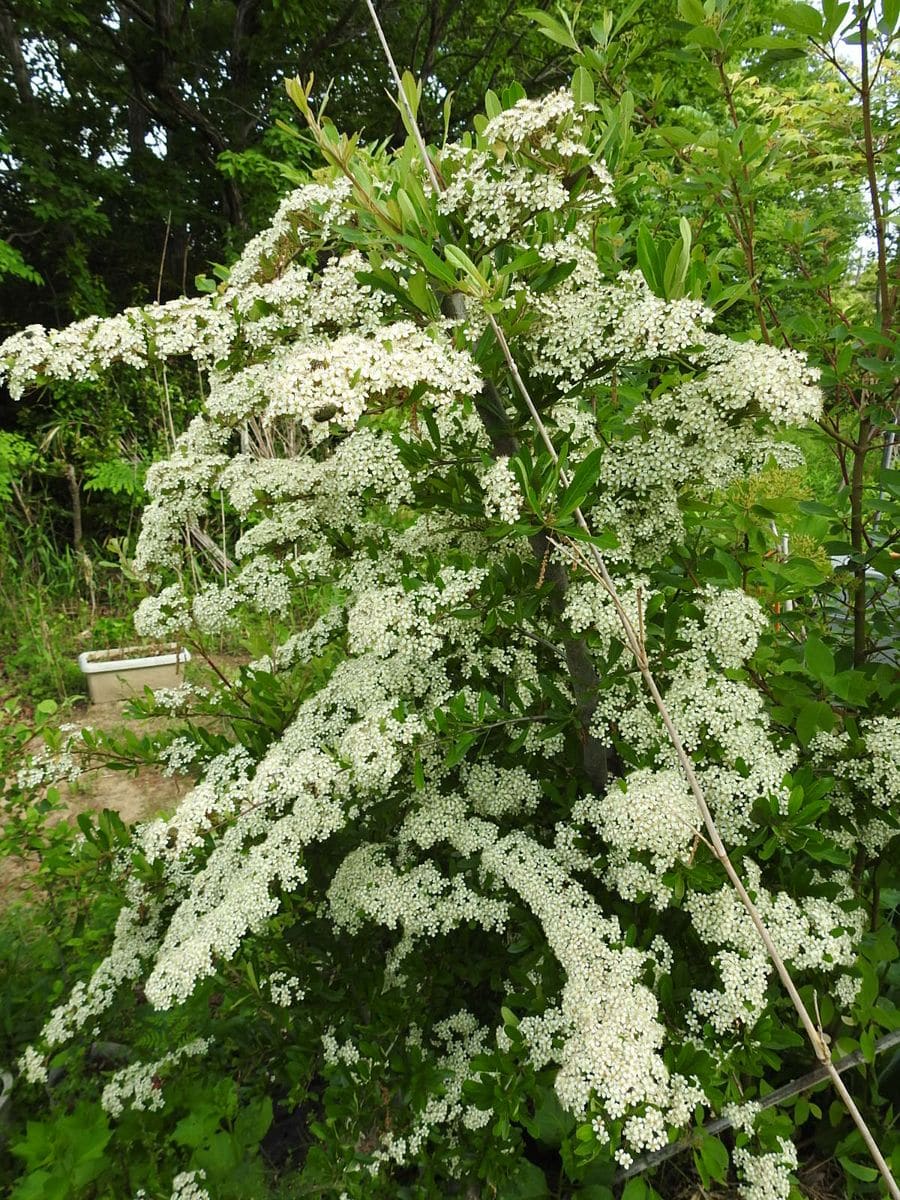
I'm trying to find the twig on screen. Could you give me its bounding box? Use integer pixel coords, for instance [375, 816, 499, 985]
[156, 209, 173, 304]
[360, 11, 899, 1195]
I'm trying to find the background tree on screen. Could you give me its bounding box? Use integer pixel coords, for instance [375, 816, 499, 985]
[0, 0, 592, 336]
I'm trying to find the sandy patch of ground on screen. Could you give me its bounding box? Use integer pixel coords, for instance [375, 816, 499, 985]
[2, 652, 249, 901]
[1, 703, 186, 902]
[71, 699, 189, 824]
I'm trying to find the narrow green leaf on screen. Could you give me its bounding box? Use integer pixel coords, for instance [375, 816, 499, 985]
[572, 66, 595, 108]
[400, 70, 421, 121]
[636, 223, 663, 294]
[445, 244, 488, 291]
[840, 1157, 880, 1182]
[521, 8, 580, 50]
[678, 216, 692, 284]
[558, 447, 605, 517]
[394, 234, 459, 286]
[678, 0, 706, 22]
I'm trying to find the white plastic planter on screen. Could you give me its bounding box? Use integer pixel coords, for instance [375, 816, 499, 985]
[78, 644, 191, 704]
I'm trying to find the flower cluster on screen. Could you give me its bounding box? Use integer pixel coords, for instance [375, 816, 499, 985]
[480, 455, 524, 524]
[101, 1037, 210, 1117]
[169, 1170, 210, 1200]
[576, 581, 795, 839]
[437, 89, 613, 243]
[734, 1137, 798, 1200]
[266, 971, 306, 1007]
[574, 768, 698, 908]
[810, 716, 900, 853]
[686, 860, 863, 1034]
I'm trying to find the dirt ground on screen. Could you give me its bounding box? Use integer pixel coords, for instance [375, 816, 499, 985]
[0, 702, 186, 902]
[64, 698, 189, 824]
[2, 653, 248, 900]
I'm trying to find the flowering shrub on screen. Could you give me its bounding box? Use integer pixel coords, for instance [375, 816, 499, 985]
[1, 74, 897, 1200]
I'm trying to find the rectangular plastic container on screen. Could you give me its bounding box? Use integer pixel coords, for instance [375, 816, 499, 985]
[78, 644, 191, 704]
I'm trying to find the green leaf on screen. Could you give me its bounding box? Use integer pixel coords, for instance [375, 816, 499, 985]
[698, 1134, 730, 1183]
[678, 0, 706, 22]
[442, 90, 454, 145]
[748, 34, 808, 48]
[407, 271, 433, 313]
[234, 1095, 273, 1148]
[484, 89, 502, 120]
[394, 234, 459, 286]
[881, 0, 900, 33]
[804, 634, 835, 682]
[678, 216, 692, 284]
[354, 270, 418, 313]
[796, 700, 835, 746]
[400, 70, 421, 121]
[821, 0, 851, 38]
[685, 24, 723, 48]
[525, 1088, 575, 1146]
[621, 1179, 650, 1200]
[10, 1169, 57, 1200]
[779, 1, 822, 35]
[173, 1104, 222, 1149]
[445, 731, 476, 768]
[500, 1159, 551, 1199]
[0, 238, 43, 286]
[521, 9, 579, 50]
[828, 670, 873, 705]
[636, 223, 663, 294]
[572, 66, 595, 108]
[558, 447, 604, 517]
[444, 244, 488, 292]
[396, 187, 420, 231]
[840, 1157, 880, 1182]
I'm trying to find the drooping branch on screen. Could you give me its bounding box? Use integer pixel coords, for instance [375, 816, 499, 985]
[504, 334, 900, 1200]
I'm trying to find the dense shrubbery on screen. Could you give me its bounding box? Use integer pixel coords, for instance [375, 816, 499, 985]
[0, 4, 898, 1199]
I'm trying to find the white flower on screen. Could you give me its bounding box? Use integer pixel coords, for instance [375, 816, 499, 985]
[481, 456, 524, 524]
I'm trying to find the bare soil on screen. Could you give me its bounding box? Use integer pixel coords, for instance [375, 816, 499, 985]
[69, 699, 189, 823]
[1, 652, 249, 901]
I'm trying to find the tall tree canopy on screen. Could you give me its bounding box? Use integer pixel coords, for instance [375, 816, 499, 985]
[0, 0, 583, 332]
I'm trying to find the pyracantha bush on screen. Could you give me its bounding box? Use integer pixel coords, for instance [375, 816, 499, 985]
[2, 76, 897, 1200]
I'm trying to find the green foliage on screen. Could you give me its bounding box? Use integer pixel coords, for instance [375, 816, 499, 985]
[0, 4, 898, 1199]
[0, 431, 37, 502]
[0, 240, 42, 286]
[83, 458, 146, 501]
[10, 1103, 111, 1200]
